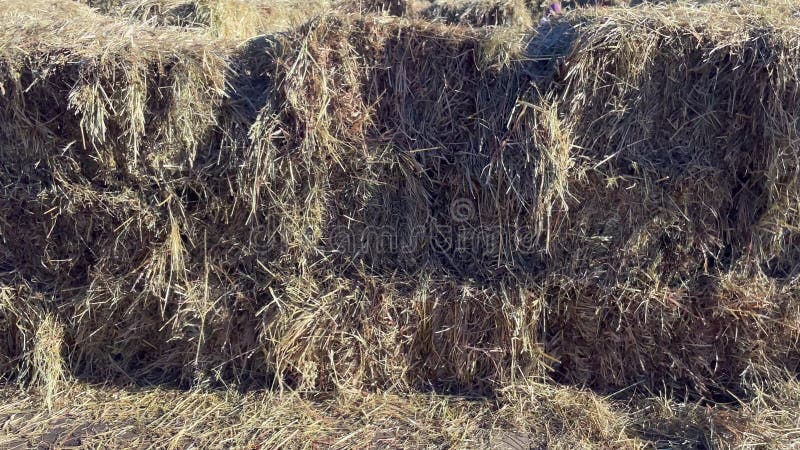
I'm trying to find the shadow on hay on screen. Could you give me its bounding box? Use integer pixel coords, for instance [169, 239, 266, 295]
[0, 33, 279, 391]
[309, 20, 579, 283]
[540, 24, 800, 398]
[63, 35, 286, 391]
[0, 20, 581, 394]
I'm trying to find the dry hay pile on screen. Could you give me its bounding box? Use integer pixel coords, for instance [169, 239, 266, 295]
[0, 383, 643, 448]
[2, 0, 800, 446]
[1, 381, 798, 447]
[421, 0, 536, 27]
[0, 0, 231, 385]
[543, 2, 800, 393]
[78, 0, 331, 37]
[344, 0, 417, 16]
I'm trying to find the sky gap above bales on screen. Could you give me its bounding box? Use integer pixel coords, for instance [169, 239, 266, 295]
[0, 0, 799, 407]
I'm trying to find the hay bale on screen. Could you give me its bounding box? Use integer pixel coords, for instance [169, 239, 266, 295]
[256, 274, 547, 391]
[0, 0, 228, 176]
[535, 2, 800, 392]
[0, 0, 229, 385]
[1, 0, 800, 401]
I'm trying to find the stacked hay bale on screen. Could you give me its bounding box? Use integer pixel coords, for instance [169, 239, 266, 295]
[1, 0, 799, 402]
[31, 315, 67, 410]
[541, 2, 800, 392]
[252, 2, 800, 395]
[0, 0, 231, 386]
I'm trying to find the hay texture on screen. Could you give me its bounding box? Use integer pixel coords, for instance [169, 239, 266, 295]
[0, 383, 642, 448]
[80, 0, 331, 37]
[2, 0, 800, 411]
[421, 0, 536, 27]
[2, 380, 798, 447]
[346, 0, 416, 16]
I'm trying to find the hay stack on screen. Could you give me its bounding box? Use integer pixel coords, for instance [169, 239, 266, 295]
[247, 6, 800, 394]
[1, 0, 799, 402]
[0, 0, 230, 385]
[539, 2, 800, 392]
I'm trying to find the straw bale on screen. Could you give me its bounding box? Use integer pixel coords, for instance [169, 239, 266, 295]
[1, 0, 800, 401]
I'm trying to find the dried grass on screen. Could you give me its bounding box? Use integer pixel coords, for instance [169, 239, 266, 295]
[346, 0, 415, 15]
[2, 380, 798, 447]
[80, 0, 332, 37]
[421, 0, 536, 27]
[1, 0, 800, 446]
[31, 315, 66, 410]
[630, 379, 800, 447]
[0, 382, 641, 448]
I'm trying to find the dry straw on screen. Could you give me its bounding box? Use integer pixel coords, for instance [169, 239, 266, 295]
[1, 0, 800, 446]
[79, 0, 332, 37]
[32, 315, 67, 410]
[421, 0, 537, 27]
[4, 0, 800, 393]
